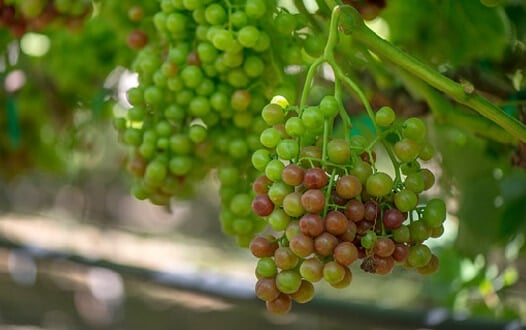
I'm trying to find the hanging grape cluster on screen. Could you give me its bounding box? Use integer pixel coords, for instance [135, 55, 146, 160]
[113, 0, 320, 245]
[249, 93, 446, 313]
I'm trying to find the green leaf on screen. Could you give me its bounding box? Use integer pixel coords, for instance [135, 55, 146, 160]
[381, 0, 510, 66]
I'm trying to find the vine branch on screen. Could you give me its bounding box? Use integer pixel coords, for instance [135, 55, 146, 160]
[336, 5, 526, 143]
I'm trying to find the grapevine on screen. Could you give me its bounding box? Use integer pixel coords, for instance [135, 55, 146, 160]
[1, 0, 524, 320]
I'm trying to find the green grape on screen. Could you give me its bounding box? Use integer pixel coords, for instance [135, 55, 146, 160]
[237, 25, 260, 48]
[402, 117, 427, 141]
[319, 95, 340, 118]
[265, 160, 285, 182]
[262, 103, 285, 125]
[366, 172, 393, 197]
[204, 3, 227, 25]
[327, 139, 351, 164]
[422, 198, 447, 228]
[301, 106, 324, 130]
[276, 139, 299, 160]
[252, 149, 272, 171]
[375, 106, 396, 127]
[394, 189, 418, 212]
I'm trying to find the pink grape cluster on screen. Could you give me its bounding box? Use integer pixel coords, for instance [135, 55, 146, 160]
[249, 98, 446, 314]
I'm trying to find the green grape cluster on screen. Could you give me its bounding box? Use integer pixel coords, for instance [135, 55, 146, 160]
[114, 0, 317, 244]
[0, 1, 150, 179]
[249, 97, 446, 314]
[0, 0, 92, 37]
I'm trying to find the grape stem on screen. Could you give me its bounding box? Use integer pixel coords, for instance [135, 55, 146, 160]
[335, 5, 526, 143]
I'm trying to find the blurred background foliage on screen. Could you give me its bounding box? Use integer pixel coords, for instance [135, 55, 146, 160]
[0, 0, 525, 328]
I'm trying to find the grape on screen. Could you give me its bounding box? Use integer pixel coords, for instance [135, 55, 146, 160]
[366, 172, 393, 197]
[274, 247, 299, 270]
[416, 254, 439, 275]
[392, 243, 409, 263]
[282, 192, 305, 217]
[333, 242, 359, 266]
[402, 117, 427, 141]
[298, 214, 324, 238]
[392, 225, 410, 243]
[299, 258, 324, 282]
[382, 208, 405, 229]
[301, 106, 324, 130]
[394, 189, 418, 212]
[304, 168, 328, 189]
[327, 139, 351, 164]
[394, 138, 422, 163]
[252, 194, 274, 217]
[290, 280, 315, 303]
[373, 237, 395, 257]
[251, 149, 271, 171]
[325, 211, 348, 235]
[344, 199, 365, 222]
[361, 230, 377, 249]
[375, 106, 395, 127]
[409, 220, 430, 242]
[336, 175, 362, 199]
[285, 117, 305, 137]
[330, 268, 353, 288]
[268, 209, 291, 231]
[374, 255, 395, 275]
[265, 159, 285, 181]
[281, 164, 305, 186]
[253, 175, 272, 195]
[300, 189, 325, 214]
[250, 236, 278, 258]
[267, 181, 293, 206]
[276, 139, 299, 160]
[266, 294, 292, 314]
[323, 261, 346, 284]
[314, 232, 338, 256]
[256, 257, 278, 278]
[276, 270, 302, 294]
[407, 244, 432, 268]
[422, 198, 447, 228]
[255, 278, 280, 301]
[289, 233, 314, 258]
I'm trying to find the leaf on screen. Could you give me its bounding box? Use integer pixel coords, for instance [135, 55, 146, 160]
[381, 0, 510, 66]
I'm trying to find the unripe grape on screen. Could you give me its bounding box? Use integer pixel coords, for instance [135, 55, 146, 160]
[268, 208, 291, 231]
[327, 139, 351, 164]
[319, 95, 340, 118]
[323, 261, 346, 284]
[366, 172, 393, 197]
[299, 257, 324, 282]
[394, 189, 418, 212]
[282, 192, 305, 217]
[422, 198, 447, 228]
[275, 270, 302, 294]
[402, 117, 427, 141]
[375, 106, 396, 127]
[290, 280, 315, 303]
[407, 244, 432, 268]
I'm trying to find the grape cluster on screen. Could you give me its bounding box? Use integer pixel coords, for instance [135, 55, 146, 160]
[249, 97, 446, 314]
[114, 0, 316, 244]
[0, 0, 92, 38]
